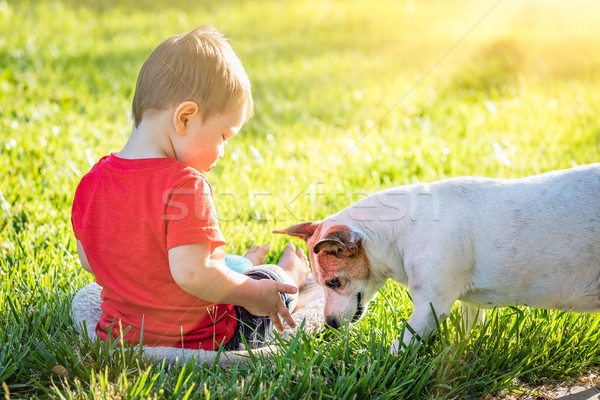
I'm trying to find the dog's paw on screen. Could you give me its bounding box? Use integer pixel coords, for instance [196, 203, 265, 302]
[389, 339, 401, 355]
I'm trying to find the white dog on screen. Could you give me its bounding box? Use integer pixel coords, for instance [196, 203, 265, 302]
[276, 163, 600, 354]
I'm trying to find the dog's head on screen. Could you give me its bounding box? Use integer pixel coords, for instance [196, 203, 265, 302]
[275, 221, 380, 328]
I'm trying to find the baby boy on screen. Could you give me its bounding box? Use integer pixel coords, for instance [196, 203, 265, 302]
[71, 25, 309, 351]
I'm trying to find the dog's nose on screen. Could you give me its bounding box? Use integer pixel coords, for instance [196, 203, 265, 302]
[325, 316, 340, 329]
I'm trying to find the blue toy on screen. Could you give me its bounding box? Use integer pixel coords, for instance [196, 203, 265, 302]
[224, 255, 253, 274]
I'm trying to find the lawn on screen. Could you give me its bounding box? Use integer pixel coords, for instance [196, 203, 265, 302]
[1, 0, 600, 398]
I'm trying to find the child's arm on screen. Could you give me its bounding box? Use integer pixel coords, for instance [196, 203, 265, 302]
[76, 239, 94, 275]
[210, 245, 226, 263]
[168, 243, 298, 332]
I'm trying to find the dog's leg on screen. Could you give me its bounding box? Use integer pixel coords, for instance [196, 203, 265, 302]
[390, 290, 456, 355]
[459, 301, 484, 333]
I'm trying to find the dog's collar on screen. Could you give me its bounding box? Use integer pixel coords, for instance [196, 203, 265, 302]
[352, 292, 363, 322]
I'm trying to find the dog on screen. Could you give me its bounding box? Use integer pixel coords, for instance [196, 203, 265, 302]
[275, 163, 600, 354]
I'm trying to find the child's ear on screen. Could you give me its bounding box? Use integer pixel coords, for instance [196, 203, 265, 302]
[173, 101, 200, 136]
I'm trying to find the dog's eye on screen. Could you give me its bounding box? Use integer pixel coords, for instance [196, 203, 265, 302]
[325, 277, 342, 289]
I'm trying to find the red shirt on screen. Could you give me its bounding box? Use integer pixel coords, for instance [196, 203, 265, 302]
[71, 154, 237, 349]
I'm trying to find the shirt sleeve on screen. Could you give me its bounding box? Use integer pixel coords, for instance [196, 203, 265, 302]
[164, 175, 226, 252]
[71, 174, 90, 241]
[71, 192, 81, 240]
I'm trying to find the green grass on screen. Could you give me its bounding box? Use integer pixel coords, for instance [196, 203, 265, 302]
[1, 0, 600, 398]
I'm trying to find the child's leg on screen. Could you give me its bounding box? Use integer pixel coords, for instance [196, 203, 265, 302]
[275, 243, 309, 289]
[221, 268, 292, 350]
[243, 244, 270, 266]
[244, 243, 309, 288]
[222, 244, 309, 351]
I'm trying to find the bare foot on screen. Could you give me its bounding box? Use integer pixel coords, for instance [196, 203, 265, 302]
[243, 244, 270, 266]
[277, 243, 310, 288]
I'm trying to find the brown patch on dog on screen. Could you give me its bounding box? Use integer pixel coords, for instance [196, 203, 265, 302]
[273, 222, 322, 241]
[274, 222, 370, 288]
[313, 225, 361, 255]
[312, 225, 371, 288]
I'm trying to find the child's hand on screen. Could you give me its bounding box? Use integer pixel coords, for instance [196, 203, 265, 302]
[243, 279, 298, 332]
[243, 244, 270, 266]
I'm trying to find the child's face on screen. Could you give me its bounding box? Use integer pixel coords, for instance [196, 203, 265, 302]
[177, 106, 246, 172]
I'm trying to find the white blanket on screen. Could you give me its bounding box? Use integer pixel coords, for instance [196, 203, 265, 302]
[71, 275, 325, 366]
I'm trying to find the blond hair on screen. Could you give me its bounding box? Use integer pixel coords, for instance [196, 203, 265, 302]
[132, 25, 253, 127]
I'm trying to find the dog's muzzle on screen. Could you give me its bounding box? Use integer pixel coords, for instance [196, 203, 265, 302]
[325, 293, 364, 328]
[325, 316, 340, 329]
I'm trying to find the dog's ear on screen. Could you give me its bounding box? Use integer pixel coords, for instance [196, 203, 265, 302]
[273, 221, 321, 241]
[314, 226, 362, 257]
